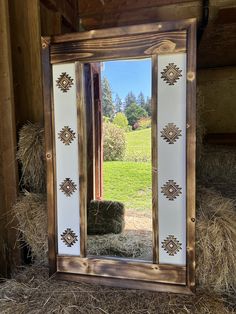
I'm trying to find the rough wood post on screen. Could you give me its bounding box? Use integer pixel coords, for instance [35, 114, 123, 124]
[0, 0, 20, 277]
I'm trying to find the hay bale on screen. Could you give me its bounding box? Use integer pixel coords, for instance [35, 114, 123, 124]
[198, 145, 236, 198]
[196, 186, 236, 293]
[0, 265, 233, 314]
[12, 192, 48, 265]
[12, 187, 236, 293]
[87, 200, 125, 235]
[17, 122, 46, 193]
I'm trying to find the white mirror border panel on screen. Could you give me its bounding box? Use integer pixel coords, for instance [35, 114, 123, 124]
[158, 53, 187, 265]
[52, 63, 80, 256]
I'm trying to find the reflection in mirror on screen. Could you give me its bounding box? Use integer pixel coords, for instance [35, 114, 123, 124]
[87, 58, 152, 261]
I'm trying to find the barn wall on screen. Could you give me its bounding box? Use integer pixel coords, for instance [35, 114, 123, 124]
[0, 0, 78, 276]
[8, 0, 44, 127]
[0, 0, 20, 277]
[78, 0, 201, 30]
[198, 66, 236, 134]
[8, 0, 78, 128]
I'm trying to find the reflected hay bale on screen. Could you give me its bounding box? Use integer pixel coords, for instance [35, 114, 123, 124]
[87, 200, 125, 235]
[87, 230, 152, 259]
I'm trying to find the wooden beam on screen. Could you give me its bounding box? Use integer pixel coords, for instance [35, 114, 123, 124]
[78, 0, 201, 30]
[40, 0, 78, 30]
[40, 2, 62, 36]
[79, 0, 195, 18]
[0, 0, 20, 277]
[205, 133, 236, 146]
[8, 0, 44, 126]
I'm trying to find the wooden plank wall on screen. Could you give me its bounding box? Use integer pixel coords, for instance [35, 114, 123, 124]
[8, 0, 44, 127]
[8, 0, 78, 128]
[78, 0, 201, 30]
[0, 0, 78, 276]
[0, 0, 19, 277]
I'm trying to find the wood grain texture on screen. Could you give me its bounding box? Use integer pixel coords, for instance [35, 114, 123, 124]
[186, 19, 196, 293]
[205, 133, 236, 146]
[79, 5, 201, 31]
[198, 7, 236, 68]
[40, 2, 62, 36]
[41, 37, 57, 275]
[51, 19, 194, 43]
[83, 64, 95, 205]
[56, 272, 193, 294]
[79, 0, 195, 18]
[8, 0, 44, 125]
[51, 30, 186, 63]
[57, 256, 186, 285]
[0, 0, 20, 277]
[92, 65, 103, 200]
[40, 0, 78, 30]
[76, 63, 87, 257]
[151, 55, 158, 264]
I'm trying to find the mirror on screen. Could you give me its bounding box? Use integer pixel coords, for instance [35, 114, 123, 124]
[44, 20, 196, 293]
[87, 59, 153, 261]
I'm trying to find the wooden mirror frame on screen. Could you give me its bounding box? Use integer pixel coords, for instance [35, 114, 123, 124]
[42, 18, 196, 294]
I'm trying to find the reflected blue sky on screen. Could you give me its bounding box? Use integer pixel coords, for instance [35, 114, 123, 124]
[101, 58, 151, 101]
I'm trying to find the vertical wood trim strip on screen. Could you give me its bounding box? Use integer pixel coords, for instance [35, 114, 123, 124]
[152, 54, 158, 264]
[76, 62, 87, 257]
[186, 20, 196, 292]
[84, 64, 95, 205]
[41, 37, 57, 274]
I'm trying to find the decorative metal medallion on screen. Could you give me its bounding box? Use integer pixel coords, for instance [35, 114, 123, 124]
[161, 180, 182, 201]
[56, 72, 74, 92]
[162, 235, 182, 256]
[161, 63, 182, 85]
[60, 178, 77, 197]
[61, 228, 78, 247]
[58, 126, 76, 145]
[161, 123, 182, 144]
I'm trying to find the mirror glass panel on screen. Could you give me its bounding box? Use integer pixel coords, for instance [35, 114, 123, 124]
[87, 58, 153, 261]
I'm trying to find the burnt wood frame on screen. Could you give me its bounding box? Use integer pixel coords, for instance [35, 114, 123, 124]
[42, 18, 196, 294]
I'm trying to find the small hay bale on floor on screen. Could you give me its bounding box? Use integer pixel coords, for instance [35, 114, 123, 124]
[196, 186, 236, 293]
[12, 192, 48, 265]
[17, 122, 46, 193]
[87, 200, 125, 235]
[0, 266, 233, 314]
